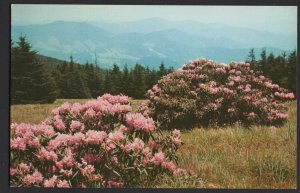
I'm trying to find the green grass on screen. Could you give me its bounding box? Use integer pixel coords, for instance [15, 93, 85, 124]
[10, 99, 297, 188]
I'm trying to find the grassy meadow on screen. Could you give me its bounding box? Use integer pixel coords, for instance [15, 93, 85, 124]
[10, 99, 297, 188]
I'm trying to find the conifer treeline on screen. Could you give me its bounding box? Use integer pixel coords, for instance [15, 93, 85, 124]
[52, 57, 173, 99]
[246, 48, 297, 95]
[11, 36, 297, 104]
[11, 36, 173, 104]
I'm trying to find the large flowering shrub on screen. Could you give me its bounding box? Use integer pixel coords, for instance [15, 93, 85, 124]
[142, 59, 295, 129]
[10, 94, 188, 188]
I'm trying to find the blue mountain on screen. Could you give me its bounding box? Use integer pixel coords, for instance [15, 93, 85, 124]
[12, 19, 294, 69]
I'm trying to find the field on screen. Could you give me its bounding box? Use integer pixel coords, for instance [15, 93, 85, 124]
[10, 99, 297, 188]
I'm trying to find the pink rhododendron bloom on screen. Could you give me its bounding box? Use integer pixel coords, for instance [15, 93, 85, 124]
[81, 165, 95, 176]
[83, 153, 101, 163]
[69, 132, 85, 147]
[85, 130, 107, 145]
[19, 163, 30, 173]
[47, 134, 70, 151]
[60, 168, 73, 177]
[153, 151, 165, 165]
[53, 115, 65, 130]
[228, 81, 234, 86]
[70, 102, 82, 115]
[172, 129, 181, 138]
[118, 125, 130, 133]
[10, 168, 17, 176]
[162, 161, 176, 172]
[132, 138, 145, 150]
[108, 130, 124, 142]
[85, 108, 96, 117]
[57, 180, 69, 188]
[209, 88, 218, 95]
[210, 81, 217, 87]
[11, 137, 26, 151]
[174, 168, 187, 176]
[43, 175, 57, 188]
[173, 138, 182, 146]
[235, 71, 242, 76]
[23, 170, 43, 185]
[233, 76, 241, 82]
[149, 140, 157, 148]
[125, 113, 155, 132]
[70, 120, 85, 132]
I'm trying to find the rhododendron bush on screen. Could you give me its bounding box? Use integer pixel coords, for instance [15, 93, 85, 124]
[142, 59, 295, 129]
[10, 94, 188, 188]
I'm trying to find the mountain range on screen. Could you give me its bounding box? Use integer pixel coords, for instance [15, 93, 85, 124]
[11, 18, 296, 69]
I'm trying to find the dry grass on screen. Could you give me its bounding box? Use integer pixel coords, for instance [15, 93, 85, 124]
[10, 99, 297, 188]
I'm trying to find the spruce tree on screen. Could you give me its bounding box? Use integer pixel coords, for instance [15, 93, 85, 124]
[11, 36, 57, 104]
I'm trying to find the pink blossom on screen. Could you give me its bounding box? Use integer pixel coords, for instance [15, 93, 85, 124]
[132, 138, 145, 150]
[85, 130, 107, 145]
[108, 130, 124, 142]
[233, 76, 241, 82]
[198, 83, 206, 89]
[81, 165, 95, 176]
[235, 71, 242, 76]
[118, 125, 130, 133]
[53, 115, 65, 130]
[149, 140, 158, 149]
[228, 81, 234, 86]
[173, 138, 182, 146]
[153, 151, 165, 165]
[44, 175, 57, 187]
[57, 180, 69, 188]
[70, 102, 82, 115]
[210, 81, 217, 87]
[10, 137, 26, 151]
[125, 113, 156, 132]
[209, 88, 218, 95]
[19, 163, 30, 173]
[60, 168, 73, 177]
[83, 153, 101, 163]
[112, 156, 118, 164]
[162, 161, 176, 172]
[172, 129, 181, 138]
[23, 170, 43, 185]
[10, 168, 17, 176]
[68, 132, 85, 147]
[174, 168, 187, 176]
[47, 134, 70, 151]
[84, 108, 96, 117]
[70, 120, 85, 132]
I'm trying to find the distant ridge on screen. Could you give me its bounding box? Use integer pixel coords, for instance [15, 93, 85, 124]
[12, 19, 295, 69]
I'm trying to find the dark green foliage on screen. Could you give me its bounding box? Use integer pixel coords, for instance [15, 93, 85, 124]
[247, 48, 297, 95]
[11, 37, 174, 103]
[11, 36, 58, 104]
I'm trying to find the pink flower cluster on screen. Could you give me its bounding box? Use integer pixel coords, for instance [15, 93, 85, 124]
[144, 59, 294, 128]
[10, 94, 188, 188]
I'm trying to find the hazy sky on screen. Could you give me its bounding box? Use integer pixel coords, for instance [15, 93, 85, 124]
[11, 5, 297, 36]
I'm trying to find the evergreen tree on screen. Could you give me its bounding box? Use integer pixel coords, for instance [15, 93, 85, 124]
[246, 48, 258, 70]
[11, 36, 57, 104]
[158, 62, 167, 77]
[283, 50, 297, 94]
[260, 48, 267, 74]
[66, 69, 91, 99]
[109, 64, 123, 95]
[129, 64, 147, 99]
[122, 64, 130, 95]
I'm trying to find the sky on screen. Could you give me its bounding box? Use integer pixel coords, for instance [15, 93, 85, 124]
[11, 5, 297, 36]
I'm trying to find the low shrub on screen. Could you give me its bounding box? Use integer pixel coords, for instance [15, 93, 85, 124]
[10, 94, 188, 188]
[142, 59, 295, 129]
